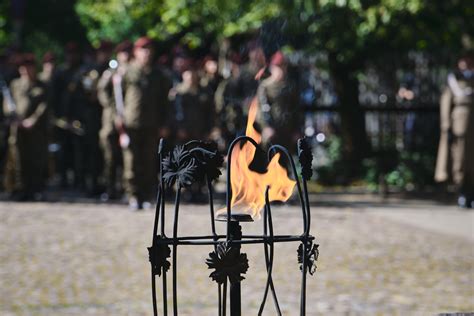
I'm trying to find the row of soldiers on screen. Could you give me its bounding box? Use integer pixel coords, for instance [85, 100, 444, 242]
[1, 37, 302, 208]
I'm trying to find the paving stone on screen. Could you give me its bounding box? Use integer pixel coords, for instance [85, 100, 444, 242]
[0, 202, 472, 315]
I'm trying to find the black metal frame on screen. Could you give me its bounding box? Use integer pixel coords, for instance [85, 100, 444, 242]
[148, 136, 318, 316]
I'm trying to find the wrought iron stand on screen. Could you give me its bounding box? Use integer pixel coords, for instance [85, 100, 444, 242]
[148, 137, 319, 316]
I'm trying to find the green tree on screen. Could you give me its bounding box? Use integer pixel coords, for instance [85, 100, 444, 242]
[75, 0, 473, 170]
[0, 0, 87, 57]
[285, 0, 472, 167]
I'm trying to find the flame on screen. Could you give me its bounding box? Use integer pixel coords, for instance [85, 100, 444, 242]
[226, 97, 296, 219]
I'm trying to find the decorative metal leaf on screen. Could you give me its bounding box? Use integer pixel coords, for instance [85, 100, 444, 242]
[148, 236, 171, 276]
[206, 242, 249, 284]
[298, 137, 313, 180]
[162, 146, 198, 188]
[297, 240, 319, 275]
[185, 141, 224, 182]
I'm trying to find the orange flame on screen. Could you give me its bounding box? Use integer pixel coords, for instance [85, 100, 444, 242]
[226, 97, 296, 219]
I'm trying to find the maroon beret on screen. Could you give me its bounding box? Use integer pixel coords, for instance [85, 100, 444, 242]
[42, 51, 56, 63]
[134, 36, 154, 49]
[97, 40, 114, 52]
[19, 53, 36, 66]
[270, 51, 285, 66]
[115, 40, 133, 53]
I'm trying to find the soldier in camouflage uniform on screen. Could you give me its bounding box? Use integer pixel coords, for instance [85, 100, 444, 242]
[169, 66, 214, 202]
[80, 41, 114, 195]
[170, 67, 213, 143]
[214, 54, 246, 145]
[238, 44, 266, 105]
[38, 52, 56, 86]
[200, 56, 221, 94]
[51, 42, 86, 188]
[122, 37, 171, 209]
[0, 52, 16, 190]
[3, 54, 48, 200]
[97, 40, 133, 200]
[38, 51, 58, 175]
[256, 51, 301, 152]
[435, 53, 474, 208]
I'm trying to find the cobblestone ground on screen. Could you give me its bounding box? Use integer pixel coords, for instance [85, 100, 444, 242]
[0, 201, 473, 315]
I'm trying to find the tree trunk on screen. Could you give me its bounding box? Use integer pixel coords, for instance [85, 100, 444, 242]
[328, 54, 370, 174]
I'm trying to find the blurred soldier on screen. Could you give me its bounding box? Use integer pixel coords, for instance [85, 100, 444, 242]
[38, 51, 58, 181]
[51, 42, 86, 188]
[97, 40, 133, 200]
[200, 55, 221, 94]
[122, 36, 171, 210]
[80, 40, 114, 195]
[2, 54, 48, 200]
[256, 51, 301, 152]
[238, 43, 266, 103]
[170, 66, 213, 143]
[170, 66, 214, 202]
[171, 47, 191, 86]
[214, 54, 245, 146]
[38, 51, 56, 85]
[435, 53, 474, 208]
[0, 52, 17, 188]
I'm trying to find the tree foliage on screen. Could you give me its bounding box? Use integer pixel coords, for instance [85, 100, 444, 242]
[73, 0, 472, 59]
[0, 0, 86, 56]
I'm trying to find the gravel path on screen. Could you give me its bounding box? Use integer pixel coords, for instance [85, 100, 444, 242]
[0, 201, 473, 315]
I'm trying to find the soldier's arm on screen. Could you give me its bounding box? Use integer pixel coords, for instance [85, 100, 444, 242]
[97, 69, 114, 110]
[2, 95, 7, 117]
[255, 83, 269, 129]
[3, 80, 18, 117]
[214, 80, 227, 117]
[2, 89, 7, 115]
[439, 86, 453, 133]
[22, 87, 47, 128]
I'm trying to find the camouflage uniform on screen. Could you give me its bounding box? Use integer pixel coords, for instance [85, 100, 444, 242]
[172, 81, 213, 142]
[122, 61, 171, 203]
[97, 65, 126, 198]
[81, 64, 107, 193]
[3, 78, 48, 196]
[256, 75, 301, 152]
[214, 75, 245, 143]
[51, 64, 87, 187]
[239, 63, 260, 98]
[435, 71, 474, 202]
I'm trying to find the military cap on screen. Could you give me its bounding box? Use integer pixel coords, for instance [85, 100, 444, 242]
[115, 40, 133, 53]
[270, 51, 285, 66]
[229, 52, 242, 65]
[247, 40, 260, 51]
[201, 54, 217, 65]
[42, 51, 56, 63]
[157, 54, 170, 66]
[134, 36, 154, 49]
[98, 40, 114, 52]
[18, 53, 36, 66]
